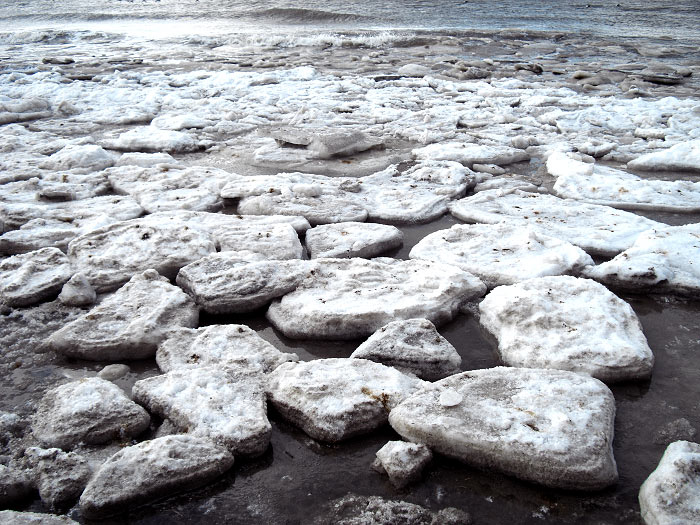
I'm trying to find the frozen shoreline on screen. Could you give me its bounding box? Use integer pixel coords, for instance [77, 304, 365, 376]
[1, 24, 699, 524]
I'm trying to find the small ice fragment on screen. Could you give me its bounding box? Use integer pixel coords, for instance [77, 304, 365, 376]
[439, 389, 463, 407]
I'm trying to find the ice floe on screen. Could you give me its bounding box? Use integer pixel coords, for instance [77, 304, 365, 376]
[133, 366, 270, 456]
[449, 189, 662, 256]
[177, 257, 312, 314]
[350, 318, 461, 380]
[389, 367, 618, 490]
[266, 358, 425, 442]
[57, 273, 96, 306]
[372, 441, 433, 488]
[32, 377, 150, 450]
[46, 270, 199, 360]
[550, 153, 700, 212]
[102, 126, 203, 153]
[585, 223, 700, 296]
[638, 441, 700, 525]
[155, 325, 298, 373]
[305, 222, 403, 259]
[79, 435, 234, 518]
[267, 258, 485, 339]
[628, 139, 700, 172]
[24, 447, 92, 509]
[0, 248, 72, 307]
[38, 144, 116, 173]
[410, 223, 593, 288]
[413, 142, 529, 168]
[479, 276, 654, 382]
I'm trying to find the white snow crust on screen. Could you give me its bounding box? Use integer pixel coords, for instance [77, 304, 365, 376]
[305, 222, 403, 259]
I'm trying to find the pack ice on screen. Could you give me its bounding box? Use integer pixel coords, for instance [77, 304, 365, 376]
[350, 318, 462, 380]
[155, 325, 298, 373]
[79, 435, 234, 518]
[46, 270, 199, 360]
[585, 224, 700, 297]
[266, 358, 426, 442]
[133, 366, 271, 456]
[266, 258, 486, 339]
[410, 223, 593, 288]
[550, 152, 700, 212]
[449, 189, 661, 257]
[479, 276, 653, 382]
[389, 367, 618, 490]
[32, 377, 150, 450]
[638, 440, 700, 525]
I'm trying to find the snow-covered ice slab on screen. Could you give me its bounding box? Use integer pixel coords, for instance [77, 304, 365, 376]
[156, 325, 298, 373]
[58, 273, 97, 306]
[266, 358, 425, 442]
[373, 441, 433, 488]
[306, 130, 383, 159]
[177, 257, 312, 314]
[0, 219, 85, 255]
[46, 270, 199, 360]
[79, 435, 234, 519]
[389, 367, 618, 490]
[0, 511, 78, 524]
[68, 214, 217, 292]
[238, 193, 369, 225]
[222, 161, 473, 225]
[267, 258, 486, 340]
[39, 144, 116, 173]
[551, 154, 700, 212]
[585, 224, 700, 296]
[351, 318, 461, 380]
[479, 276, 654, 382]
[114, 152, 177, 168]
[24, 446, 92, 509]
[413, 142, 529, 167]
[107, 165, 232, 213]
[133, 366, 270, 456]
[102, 127, 203, 153]
[32, 378, 150, 450]
[305, 222, 403, 259]
[638, 441, 700, 525]
[449, 189, 662, 257]
[627, 139, 700, 172]
[410, 223, 593, 289]
[0, 248, 72, 307]
[0, 194, 143, 233]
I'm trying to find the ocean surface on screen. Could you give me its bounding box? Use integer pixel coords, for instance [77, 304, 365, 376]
[1, 0, 700, 44]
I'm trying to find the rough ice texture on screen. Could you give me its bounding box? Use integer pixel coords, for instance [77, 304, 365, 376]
[0, 511, 78, 525]
[316, 494, 471, 525]
[305, 222, 404, 259]
[102, 126, 202, 153]
[373, 441, 433, 488]
[0, 248, 72, 307]
[46, 270, 199, 360]
[207, 223, 303, 258]
[67, 214, 217, 292]
[266, 358, 426, 442]
[351, 318, 461, 380]
[133, 366, 270, 456]
[409, 223, 593, 289]
[267, 258, 485, 340]
[0, 465, 33, 506]
[480, 276, 653, 382]
[584, 224, 700, 297]
[413, 142, 529, 167]
[57, 273, 97, 306]
[389, 367, 618, 490]
[0, 194, 143, 233]
[638, 441, 700, 525]
[177, 257, 312, 314]
[79, 435, 234, 519]
[24, 447, 92, 509]
[32, 377, 150, 450]
[551, 155, 700, 212]
[38, 144, 115, 172]
[449, 189, 661, 257]
[221, 161, 473, 225]
[155, 325, 298, 373]
[107, 165, 233, 213]
[627, 139, 700, 172]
